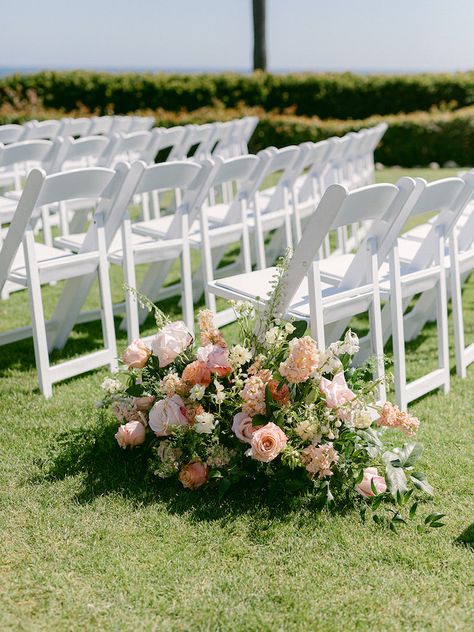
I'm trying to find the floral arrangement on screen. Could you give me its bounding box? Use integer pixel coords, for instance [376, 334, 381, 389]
[99, 282, 441, 530]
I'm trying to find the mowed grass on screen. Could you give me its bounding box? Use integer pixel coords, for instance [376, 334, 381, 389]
[1, 167, 474, 631]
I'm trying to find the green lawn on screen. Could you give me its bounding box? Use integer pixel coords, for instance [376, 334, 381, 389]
[1, 168, 473, 631]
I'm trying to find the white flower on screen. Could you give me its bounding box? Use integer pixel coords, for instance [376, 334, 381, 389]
[265, 326, 283, 347]
[295, 419, 318, 442]
[229, 344, 252, 368]
[318, 352, 343, 374]
[341, 330, 360, 355]
[189, 384, 205, 401]
[212, 379, 225, 404]
[101, 377, 122, 394]
[285, 322, 296, 334]
[328, 341, 345, 357]
[194, 412, 216, 434]
[353, 407, 377, 429]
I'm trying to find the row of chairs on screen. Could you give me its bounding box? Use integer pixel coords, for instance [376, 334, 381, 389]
[0, 124, 395, 401]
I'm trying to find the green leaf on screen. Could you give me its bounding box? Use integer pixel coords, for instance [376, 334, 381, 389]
[410, 472, 434, 496]
[372, 495, 383, 511]
[424, 513, 446, 525]
[251, 414, 267, 427]
[218, 478, 231, 499]
[370, 478, 379, 496]
[409, 502, 418, 518]
[125, 383, 145, 396]
[393, 443, 424, 468]
[430, 522, 446, 528]
[389, 521, 399, 534]
[360, 507, 367, 523]
[287, 320, 307, 340]
[385, 463, 408, 498]
[373, 514, 382, 525]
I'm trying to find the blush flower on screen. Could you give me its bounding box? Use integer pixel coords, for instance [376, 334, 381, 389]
[300, 443, 339, 479]
[198, 309, 226, 347]
[115, 420, 146, 448]
[151, 321, 192, 368]
[123, 339, 151, 369]
[232, 411, 261, 443]
[356, 467, 387, 497]
[240, 374, 268, 417]
[249, 423, 288, 462]
[132, 395, 155, 411]
[179, 461, 209, 489]
[197, 344, 232, 377]
[148, 395, 189, 437]
[279, 336, 320, 384]
[320, 373, 355, 414]
[376, 402, 420, 437]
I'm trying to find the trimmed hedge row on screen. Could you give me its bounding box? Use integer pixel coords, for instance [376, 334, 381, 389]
[1, 103, 473, 167]
[2, 70, 474, 119]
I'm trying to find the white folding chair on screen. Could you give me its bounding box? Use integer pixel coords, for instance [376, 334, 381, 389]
[0, 164, 138, 397]
[87, 116, 114, 136]
[19, 119, 61, 141]
[206, 179, 420, 402]
[58, 117, 92, 138]
[0, 124, 23, 144]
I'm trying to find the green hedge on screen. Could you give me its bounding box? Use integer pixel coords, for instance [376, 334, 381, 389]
[1, 102, 473, 167]
[2, 70, 474, 119]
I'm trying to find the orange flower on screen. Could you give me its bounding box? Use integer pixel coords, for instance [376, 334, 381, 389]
[267, 379, 291, 406]
[182, 361, 212, 387]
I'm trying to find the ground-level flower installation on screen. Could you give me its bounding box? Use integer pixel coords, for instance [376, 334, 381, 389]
[99, 273, 440, 531]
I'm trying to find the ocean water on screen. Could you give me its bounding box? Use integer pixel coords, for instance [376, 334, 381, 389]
[0, 66, 449, 77]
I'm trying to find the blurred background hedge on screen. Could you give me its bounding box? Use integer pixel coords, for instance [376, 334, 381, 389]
[1, 71, 474, 166]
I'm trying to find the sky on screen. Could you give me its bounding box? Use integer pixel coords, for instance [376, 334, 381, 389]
[1, 0, 473, 73]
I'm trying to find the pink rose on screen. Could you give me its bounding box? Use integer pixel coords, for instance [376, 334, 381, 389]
[148, 394, 189, 437]
[320, 372, 355, 412]
[132, 395, 155, 411]
[232, 411, 261, 444]
[197, 344, 232, 377]
[249, 422, 288, 462]
[356, 467, 387, 498]
[123, 339, 151, 369]
[115, 420, 146, 448]
[178, 461, 209, 489]
[151, 321, 192, 368]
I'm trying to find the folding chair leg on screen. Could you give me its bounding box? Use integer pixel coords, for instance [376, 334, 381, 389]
[389, 246, 408, 410]
[121, 218, 140, 342]
[368, 237, 386, 402]
[97, 214, 118, 372]
[24, 230, 52, 398]
[41, 206, 53, 247]
[435, 230, 450, 394]
[181, 245, 195, 335]
[450, 234, 466, 378]
[308, 261, 325, 349]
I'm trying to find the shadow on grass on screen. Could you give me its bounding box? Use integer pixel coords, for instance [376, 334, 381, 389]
[34, 414, 353, 525]
[455, 523, 474, 552]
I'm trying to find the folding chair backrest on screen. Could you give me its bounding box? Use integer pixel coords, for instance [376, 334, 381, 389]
[47, 135, 111, 173]
[410, 176, 474, 270]
[276, 181, 416, 313]
[129, 116, 155, 132]
[142, 126, 187, 163]
[87, 116, 114, 136]
[171, 124, 214, 160]
[135, 159, 215, 239]
[0, 140, 54, 169]
[212, 121, 235, 158]
[100, 131, 151, 166]
[110, 116, 133, 135]
[20, 119, 61, 141]
[58, 118, 91, 138]
[0, 166, 120, 292]
[0, 124, 23, 144]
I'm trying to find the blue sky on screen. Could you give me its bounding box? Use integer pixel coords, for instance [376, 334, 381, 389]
[1, 0, 473, 72]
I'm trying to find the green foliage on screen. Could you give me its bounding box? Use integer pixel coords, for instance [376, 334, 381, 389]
[2, 70, 474, 118]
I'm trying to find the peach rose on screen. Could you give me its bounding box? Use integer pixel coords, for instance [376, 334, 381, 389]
[151, 321, 192, 368]
[178, 461, 209, 489]
[115, 420, 146, 448]
[123, 339, 151, 369]
[356, 467, 387, 498]
[232, 411, 261, 443]
[182, 360, 212, 387]
[249, 422, 288, 462]
[320, 373, 355, 410]
[197, 344, 232, 377]
[267, 379, 291, 406]
[148, 394, 189, 437]
[132, 395, 155, 411]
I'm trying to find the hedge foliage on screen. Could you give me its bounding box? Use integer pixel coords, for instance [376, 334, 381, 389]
[1, 98, 473, 167]
[2, 70, 474, 119]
